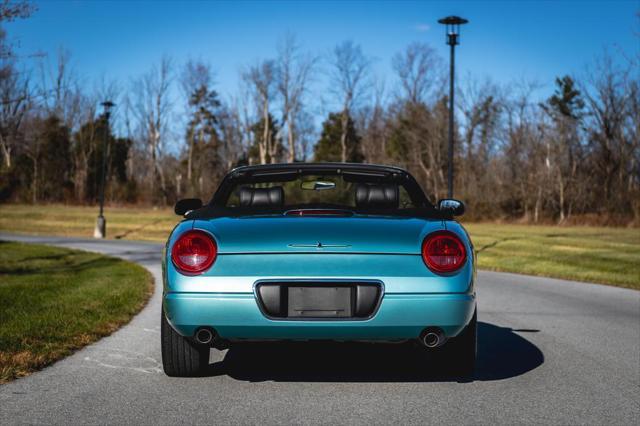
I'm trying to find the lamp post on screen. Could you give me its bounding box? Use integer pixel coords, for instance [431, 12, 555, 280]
[94, 100, 114, 239]
[438, 15, 468, 199]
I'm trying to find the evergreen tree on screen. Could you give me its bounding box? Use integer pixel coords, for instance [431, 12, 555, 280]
[184, 83, 222, 196]
[314, 112, 363, 162]
[544, 76, 585, 120]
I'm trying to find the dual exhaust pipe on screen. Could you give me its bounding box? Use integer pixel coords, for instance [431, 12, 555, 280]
[420, 328, 446, 348]
[197, 326, 446, 348]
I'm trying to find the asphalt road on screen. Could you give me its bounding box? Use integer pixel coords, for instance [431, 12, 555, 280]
[0, 233, 638, 425]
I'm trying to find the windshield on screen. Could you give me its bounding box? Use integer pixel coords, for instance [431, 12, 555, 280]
[220, 172, 425, 215]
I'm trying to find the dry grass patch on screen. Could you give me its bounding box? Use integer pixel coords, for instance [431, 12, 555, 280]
[0, 204, 176, 242]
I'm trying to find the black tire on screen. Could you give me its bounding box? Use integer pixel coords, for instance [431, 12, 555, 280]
[161, 310, 209, 377]
[443, 308, 477, 377]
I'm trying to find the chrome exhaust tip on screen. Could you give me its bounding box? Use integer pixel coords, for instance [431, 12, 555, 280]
[420, 328, 445, 348]
[195, 328, 214, 345]
[423, 332, 440, 348]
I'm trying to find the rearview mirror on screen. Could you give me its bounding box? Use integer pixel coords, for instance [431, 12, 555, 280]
[437, 199, 465, 216]
[174, 198, 203, 216]
[301, 180, 336, 191]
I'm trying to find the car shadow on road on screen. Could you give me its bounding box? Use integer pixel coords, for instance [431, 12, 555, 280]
[202, 322, 544, 382]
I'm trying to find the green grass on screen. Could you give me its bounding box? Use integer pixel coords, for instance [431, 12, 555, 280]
[464, 223, 640, 290]
[0, 241, 153, 383]
[1, 204, 638, 289]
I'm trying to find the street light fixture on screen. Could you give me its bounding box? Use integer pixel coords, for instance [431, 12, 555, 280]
[438, 15, 468, 198]
[94, 100, 115, 239]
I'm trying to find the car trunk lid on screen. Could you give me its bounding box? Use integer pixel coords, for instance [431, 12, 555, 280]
[193, 216, 444, 255]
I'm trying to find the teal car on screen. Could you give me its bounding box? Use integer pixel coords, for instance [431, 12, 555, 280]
[161, 163, 476, 377]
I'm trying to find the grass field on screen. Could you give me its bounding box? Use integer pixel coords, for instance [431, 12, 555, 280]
[1, 203, 638, 289]
[464, 223, 639, 290]
[0, 241, 153, 383]
[0, 204, 177, 242]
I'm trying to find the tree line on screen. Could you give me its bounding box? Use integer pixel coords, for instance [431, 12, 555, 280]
[0, 4, 638, 224]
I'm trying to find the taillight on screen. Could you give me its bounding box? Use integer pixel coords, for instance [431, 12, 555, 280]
[171, 230, 217, 274]
[422, 231, 466, 273]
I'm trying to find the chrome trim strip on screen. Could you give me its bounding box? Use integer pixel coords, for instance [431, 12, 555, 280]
[288, 242, 352, 249]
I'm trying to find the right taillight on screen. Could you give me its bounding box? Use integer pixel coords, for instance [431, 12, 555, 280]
[422, 231, 467, 273]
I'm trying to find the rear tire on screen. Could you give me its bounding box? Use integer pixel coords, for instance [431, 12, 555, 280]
[161, 310, 209, 377]
[443, 308, 477, 377]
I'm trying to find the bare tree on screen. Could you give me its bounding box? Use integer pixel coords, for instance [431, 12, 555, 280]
[392, 42, 442, 105]
[582, 54, 634, 212]
[358, 78, 387, 163]
[50, 48, 70, 119]
[0, 4, 35, 170]
[389, 43, 450, 199]
[329, 41, 371, 162]
[242, 59, 277, 164]
[293, 108, 316, 161]
[627, 75, 640, 222]
[275, 34, 315, 162]
[0, 60, 30, 169]
[0, 0, 34, 61]
[0, 0, 33, 24]
[36, 48, 84, 130]
[235, 86, 256, 163]
[132, 56, 172, 204]
[502, 81, 547, 222]
[458, 78, 502, 216]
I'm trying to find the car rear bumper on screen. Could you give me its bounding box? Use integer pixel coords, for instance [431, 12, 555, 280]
[163, 291, 476, 341]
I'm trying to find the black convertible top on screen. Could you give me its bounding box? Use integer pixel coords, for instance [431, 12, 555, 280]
[186, 162, 446, 220]
[212, 162, 427, 203]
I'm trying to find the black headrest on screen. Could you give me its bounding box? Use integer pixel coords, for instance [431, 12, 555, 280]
[239, 186, 284, 208]
[355, 184, 399, 209]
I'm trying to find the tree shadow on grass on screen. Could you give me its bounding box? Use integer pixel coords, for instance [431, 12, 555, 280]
[477, 237, 523, 253]
[114, 219, 163, 240]
[201, 322, 543, 383]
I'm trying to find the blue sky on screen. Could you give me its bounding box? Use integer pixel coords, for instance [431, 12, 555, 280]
[6, 0, 639, 115]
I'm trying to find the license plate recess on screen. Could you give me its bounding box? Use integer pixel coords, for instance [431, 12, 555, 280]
[256, 282, 381, 320]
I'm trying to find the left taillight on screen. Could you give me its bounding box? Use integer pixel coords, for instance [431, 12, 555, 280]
[171, 230, 217, 274]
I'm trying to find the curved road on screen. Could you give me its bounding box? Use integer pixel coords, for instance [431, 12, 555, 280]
[0, 234, 638, 424]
